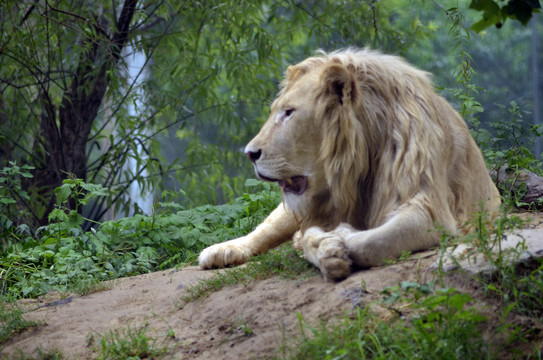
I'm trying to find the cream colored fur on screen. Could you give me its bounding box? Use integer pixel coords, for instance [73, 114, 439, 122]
[198, 48, 501, 281]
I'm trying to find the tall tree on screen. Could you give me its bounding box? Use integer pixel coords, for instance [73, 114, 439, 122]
[1, 0, 144, 224]
[2, 0, 420, 227]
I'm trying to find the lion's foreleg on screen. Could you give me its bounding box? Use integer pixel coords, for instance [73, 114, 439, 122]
[345, 208, 440, 268]
[302, 202, 445, 281]
[198, 204, 297, 269]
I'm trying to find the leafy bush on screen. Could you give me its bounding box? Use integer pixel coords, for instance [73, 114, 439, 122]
[478, 101, 543, 208]
[444, 8, 542, 208]
[0, 162, 36, 249]
[0, 178, 280, 298]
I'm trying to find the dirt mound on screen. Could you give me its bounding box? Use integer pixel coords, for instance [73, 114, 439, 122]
[3, 213, 543, 359]
[2, 253, 440, 359]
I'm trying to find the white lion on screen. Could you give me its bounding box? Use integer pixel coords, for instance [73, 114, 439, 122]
[199, 48, 501, 281]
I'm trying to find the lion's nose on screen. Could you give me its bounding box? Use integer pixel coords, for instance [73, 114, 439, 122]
[245, 149, 262, 163]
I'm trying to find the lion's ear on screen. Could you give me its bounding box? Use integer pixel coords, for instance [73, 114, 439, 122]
[286, 65, 306, 82]
[321, 64, 355, 105]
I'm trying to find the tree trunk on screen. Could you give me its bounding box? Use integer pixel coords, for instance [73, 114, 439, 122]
[0, 94, 12, 164]
[32, 0, 138, 224]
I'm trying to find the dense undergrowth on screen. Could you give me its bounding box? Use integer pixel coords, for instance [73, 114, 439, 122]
[0, 174, 279, 299]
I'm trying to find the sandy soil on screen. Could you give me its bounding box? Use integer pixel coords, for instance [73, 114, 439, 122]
[1, 255, 440, 360]
[2, 213, 543, 359]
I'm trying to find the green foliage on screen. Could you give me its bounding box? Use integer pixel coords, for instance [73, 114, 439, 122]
[485, 259, 543, 318]
[46, 177, 110, 232]
[478, 101, 543, 207]
[283, 283, 490, 360]
[459, 211, 543, 319]
[0, 0, 154, 224]
[470, 0, 541, 31]
[0, 162, 36, 244]
[8, 348, 64, 360]
[0, 179, 280, 298]
[481, 101, 540, 167]
[406, 2, 538, 153]
[442, 6, 542, 208]
[444, 6, 486, 129]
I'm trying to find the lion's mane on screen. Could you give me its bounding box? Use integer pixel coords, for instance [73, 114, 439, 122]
[282, 49, 491, 233]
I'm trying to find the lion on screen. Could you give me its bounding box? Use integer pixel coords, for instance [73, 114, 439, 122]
[198, 48, 501, 281]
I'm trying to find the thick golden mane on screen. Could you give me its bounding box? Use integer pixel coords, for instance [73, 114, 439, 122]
[282, 49, 476, 233]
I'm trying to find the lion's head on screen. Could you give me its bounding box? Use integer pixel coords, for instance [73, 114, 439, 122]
[245, 48, 493, 233]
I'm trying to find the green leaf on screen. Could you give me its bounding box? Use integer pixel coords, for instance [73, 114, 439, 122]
[54, 184, 73, 206]
[0, 198, 17, 205]
[504, 0, 541, 25]
[67, 211, 84, 228]
[48, 208, 68, 223]
[448, 292, 473, 312]
[470, 0, 540, 31]
[80, 182, 109, 197]
[244, 178, 262, 187]
[470, 0, 503, 30]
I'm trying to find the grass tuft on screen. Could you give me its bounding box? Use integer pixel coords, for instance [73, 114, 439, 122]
[180, 243, 319, 303]
[457, 211, 543, 318]
[10, 348, 64, 360]
[92, 324, 169, 360]
[0, 297, 39, 345]
[280, 283, 492, 360]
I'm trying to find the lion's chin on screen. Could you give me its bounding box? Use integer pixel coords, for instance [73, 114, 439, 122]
[257, 173, 308, 195]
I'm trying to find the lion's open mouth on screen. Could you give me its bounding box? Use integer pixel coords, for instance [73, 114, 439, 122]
[257, 173, 308, 195]
[278, 176, 308, 195]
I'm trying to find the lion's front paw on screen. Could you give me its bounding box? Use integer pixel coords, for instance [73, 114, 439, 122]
[302, 227, 352, 281]
[198, 242, 252, 269]
[318, 237, 352, 281]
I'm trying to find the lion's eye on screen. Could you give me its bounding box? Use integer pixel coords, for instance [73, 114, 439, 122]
[275, 108, 295, 124]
